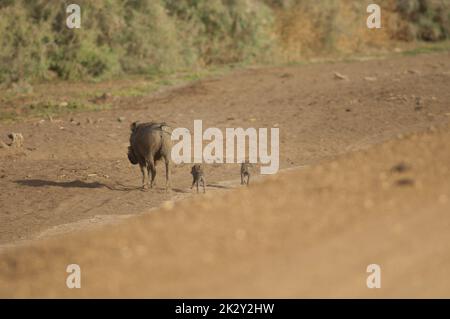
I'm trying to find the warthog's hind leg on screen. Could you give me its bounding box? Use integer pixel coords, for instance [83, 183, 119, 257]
[140, 164, 149, 190]
[148, 160, 156, 189]
[164, 155, 171, 192]
[202, 177, 206, 193]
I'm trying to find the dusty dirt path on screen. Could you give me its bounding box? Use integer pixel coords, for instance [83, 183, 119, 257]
[1, 124, 449, 298]
[0, 52, 449, 249]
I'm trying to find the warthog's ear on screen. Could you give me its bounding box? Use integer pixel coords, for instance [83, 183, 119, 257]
[130, 122, 139, 132]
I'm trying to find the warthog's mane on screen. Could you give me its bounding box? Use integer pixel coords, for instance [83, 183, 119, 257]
[130, 121, 172, 135]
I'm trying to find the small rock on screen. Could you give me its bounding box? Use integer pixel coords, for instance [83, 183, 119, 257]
[334, 72, 349, 81]
[7, 133, 24, 148]
[407, 69, 420, 75]
[364, 76, 377, 82]
[118, 117, 126, 123]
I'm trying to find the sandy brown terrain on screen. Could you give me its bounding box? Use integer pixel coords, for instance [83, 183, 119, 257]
[0, 52, 450, 297]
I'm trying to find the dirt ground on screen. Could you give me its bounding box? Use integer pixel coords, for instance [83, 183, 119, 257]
[0, 52, 450, 297]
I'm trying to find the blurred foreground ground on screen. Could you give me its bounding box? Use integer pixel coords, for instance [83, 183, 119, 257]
[0, 123, 449, 297]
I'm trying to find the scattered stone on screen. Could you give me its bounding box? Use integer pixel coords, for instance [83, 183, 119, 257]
[334, 72, 349, 81]
[280, 73, 293, 79]
[59, 102, 69, 108]
[118, 117, 126, 123]
[7, 133, 24, 148]
[407, 69, 420, 75]
[364, 76, 377, 82]
[36, 119, 46, 126]
[345, 108, 352, 112]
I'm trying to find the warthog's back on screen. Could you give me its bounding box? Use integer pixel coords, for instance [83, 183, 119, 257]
[129, 122, 172, 163]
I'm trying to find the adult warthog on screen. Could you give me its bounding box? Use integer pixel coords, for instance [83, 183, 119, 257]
[128, 122, 172, 191]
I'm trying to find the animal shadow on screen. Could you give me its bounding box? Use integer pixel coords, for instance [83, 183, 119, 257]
[15, 179, 142, 191]
[15, 179, 108, 189]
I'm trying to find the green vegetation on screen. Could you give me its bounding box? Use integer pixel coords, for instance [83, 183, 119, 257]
[0, 0, 448, 103]
[0, 0, 449, 85]
[0, 0, 274, 85]
[0, 97, 111, 122]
